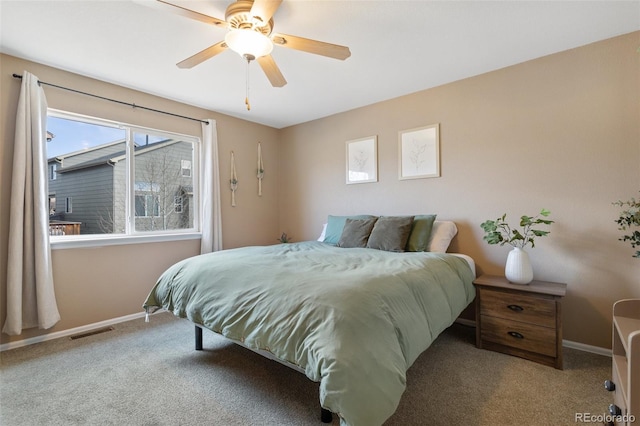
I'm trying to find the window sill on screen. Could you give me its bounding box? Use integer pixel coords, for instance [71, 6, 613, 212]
[50, 232, 201, 250]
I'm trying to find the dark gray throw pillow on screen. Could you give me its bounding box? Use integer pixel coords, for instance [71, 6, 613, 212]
[367, 216, 415, 252]
[337, 217, 378, 248]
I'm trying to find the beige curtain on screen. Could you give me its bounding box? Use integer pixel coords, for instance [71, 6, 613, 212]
[3, 71, 60, 336]
[200, 119, 222, 253]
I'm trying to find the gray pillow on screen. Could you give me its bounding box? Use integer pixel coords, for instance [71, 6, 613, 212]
[367, 216, 415, 252]
[337, 218, 378, 248]
[323, 214, 377, 245]
[406, 214, 437, 252]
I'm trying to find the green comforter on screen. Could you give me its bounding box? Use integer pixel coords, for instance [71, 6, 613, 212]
[143, 241, 475, 426]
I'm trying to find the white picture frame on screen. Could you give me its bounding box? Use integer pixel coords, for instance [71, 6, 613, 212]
[398, 124, 440, 179]
[346, 136, 378, 184]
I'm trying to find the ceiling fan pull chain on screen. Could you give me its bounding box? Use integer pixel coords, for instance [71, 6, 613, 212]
[245, 57, 251, 111]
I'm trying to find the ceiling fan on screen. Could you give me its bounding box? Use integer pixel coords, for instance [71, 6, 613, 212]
[147, 0, 351, 89]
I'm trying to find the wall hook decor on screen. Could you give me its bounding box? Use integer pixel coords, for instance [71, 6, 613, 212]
[257, 142, 264, 196]
[230, 151, 238, 207]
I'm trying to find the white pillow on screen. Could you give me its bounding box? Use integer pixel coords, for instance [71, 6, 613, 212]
[317, 223, 327, 242]
[427, 221, 458, 252]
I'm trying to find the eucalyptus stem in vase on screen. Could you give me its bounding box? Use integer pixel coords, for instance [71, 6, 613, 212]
[480, 209, 554, 284]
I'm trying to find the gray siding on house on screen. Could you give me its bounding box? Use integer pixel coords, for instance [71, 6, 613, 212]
[133, 140, 194, 232]
[50, 164, 115, 235]
[49, 138, 195, 235]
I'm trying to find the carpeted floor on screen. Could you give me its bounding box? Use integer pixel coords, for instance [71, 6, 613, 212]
[0, 312, 611, 425]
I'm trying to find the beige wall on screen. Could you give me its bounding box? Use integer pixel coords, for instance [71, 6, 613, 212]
[278, 32, 640, 349]
[2, 32, 639, 349]
[0, 54, 281, 346]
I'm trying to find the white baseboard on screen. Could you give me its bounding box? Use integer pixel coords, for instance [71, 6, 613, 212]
[454, 319, 612, 357]
[563, 339, 611, 357]
[455, 318, 476, 327]
[0, 312, 147, 352]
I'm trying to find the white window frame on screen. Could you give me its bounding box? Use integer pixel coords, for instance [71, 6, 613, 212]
[65, 197, 72, 213]
[47, 109, 201, 249]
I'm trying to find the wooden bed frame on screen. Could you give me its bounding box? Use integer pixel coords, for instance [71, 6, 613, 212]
[194, 325, 333, 423]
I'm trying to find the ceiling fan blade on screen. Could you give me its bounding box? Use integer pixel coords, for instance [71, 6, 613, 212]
[272, 33, 351, 60]
[250, 0, 283, 25]
[145, 0, 228, 28]
[177, 41, 228, 69]
[257, 55, 287, 87]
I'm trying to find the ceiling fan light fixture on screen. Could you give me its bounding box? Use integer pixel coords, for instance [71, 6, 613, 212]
[225, 29, 273, 59]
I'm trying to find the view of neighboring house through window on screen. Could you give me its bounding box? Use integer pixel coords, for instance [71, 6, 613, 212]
[132, 131, 195, 232]
[46, 111, 199, 238]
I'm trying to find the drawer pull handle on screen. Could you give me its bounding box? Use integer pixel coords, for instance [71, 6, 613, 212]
[507, 304, 524, 312]
[507, 331, 524, 339]
[608, 404, 622, 416]
[604, 380, 615, 392]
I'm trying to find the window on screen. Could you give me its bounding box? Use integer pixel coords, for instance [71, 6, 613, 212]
[135, 194, 159, 217]
[46, 110, 199, 241]
[181, 159, 191, 177]
[174, 195, 183, 214]
[48, 195, 56, 215]
[49, 163, 57, 180]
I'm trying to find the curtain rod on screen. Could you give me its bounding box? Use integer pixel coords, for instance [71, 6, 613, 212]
[12, 73, 209, 125]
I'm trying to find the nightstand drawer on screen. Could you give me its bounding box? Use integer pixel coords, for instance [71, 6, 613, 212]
[480, 288, 556, 328]
[611, 359, 626, 416]
[480, 315, 557, 357]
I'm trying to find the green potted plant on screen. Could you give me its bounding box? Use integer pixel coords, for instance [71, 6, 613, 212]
[614, 193, 640, 258]
[277, 232, 292, 243]
[480, 208, 554, 284]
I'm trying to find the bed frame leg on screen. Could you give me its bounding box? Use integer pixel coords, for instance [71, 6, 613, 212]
[320, 407, 332, 423]
[195, 326, 203, 350]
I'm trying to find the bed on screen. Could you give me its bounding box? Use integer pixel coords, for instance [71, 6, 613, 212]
[143, 217, 476, 426]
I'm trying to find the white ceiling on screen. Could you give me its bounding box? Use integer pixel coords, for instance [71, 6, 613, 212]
[1, 1, 639, 129]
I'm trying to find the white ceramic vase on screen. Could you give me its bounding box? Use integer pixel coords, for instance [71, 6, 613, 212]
[505, 247, 533, 284]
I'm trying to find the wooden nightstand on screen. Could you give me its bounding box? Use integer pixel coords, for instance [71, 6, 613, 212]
[474, 274, 567, 369]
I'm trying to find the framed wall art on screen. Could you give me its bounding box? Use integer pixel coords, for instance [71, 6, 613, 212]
[346, 136, 378, 184]
[398, 124, 440, 180]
